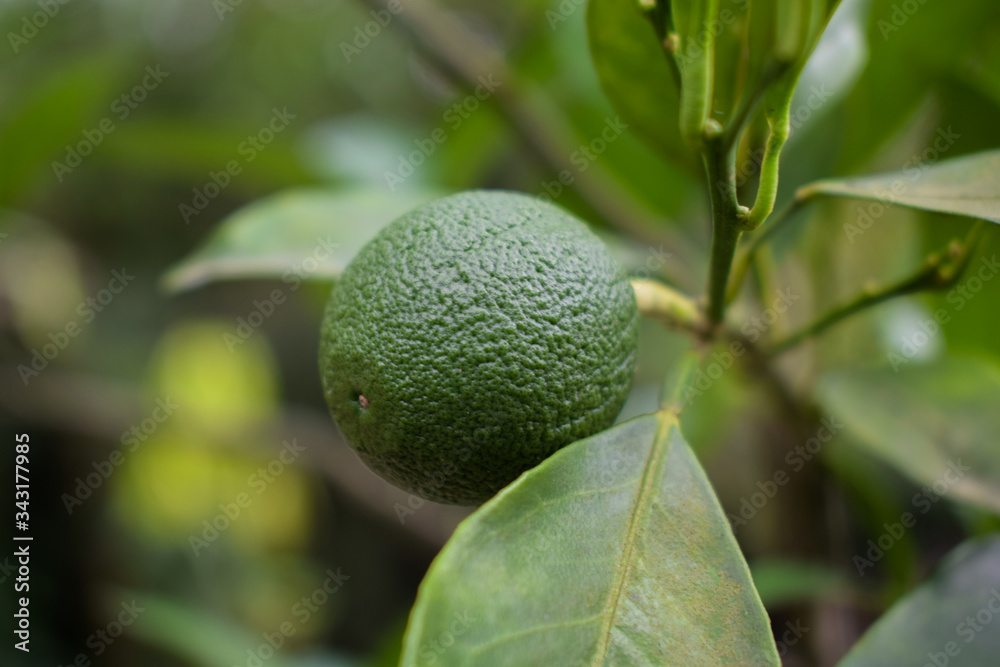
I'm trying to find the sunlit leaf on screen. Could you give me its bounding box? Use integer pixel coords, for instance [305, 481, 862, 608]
[400, 412, 779, 666]
[801, 149, 1000, 223]
[838, 537, 1000, 666]
[817, 356, 1000, 514]
[161, 188, 440, 292]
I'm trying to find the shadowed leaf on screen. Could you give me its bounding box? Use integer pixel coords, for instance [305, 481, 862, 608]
[817, 356, 1000, 514]
[838, 537, 1000, 666]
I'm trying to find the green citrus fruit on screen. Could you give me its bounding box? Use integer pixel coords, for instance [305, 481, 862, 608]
[319, 190, 638, 505]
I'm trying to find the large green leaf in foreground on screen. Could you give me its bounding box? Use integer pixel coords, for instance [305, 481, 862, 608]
[161, 188, 439, 292]
[400, 412, 778, 666]
[817, 357, 1000, 514]
[839, 537, 1000, 667]
[800, 149, 1000, 223]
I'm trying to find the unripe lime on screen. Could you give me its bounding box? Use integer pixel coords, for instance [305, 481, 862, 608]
[319, 191, 638, 504]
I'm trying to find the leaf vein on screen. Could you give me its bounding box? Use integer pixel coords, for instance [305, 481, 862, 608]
[590, 413, 676, 665]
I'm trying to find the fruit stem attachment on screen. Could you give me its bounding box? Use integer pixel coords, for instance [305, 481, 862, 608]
[768, 221, 986, 355]
[631, 279, 707, 337]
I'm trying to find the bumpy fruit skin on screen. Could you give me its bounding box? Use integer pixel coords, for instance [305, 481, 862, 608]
[319, 190, 638, 505]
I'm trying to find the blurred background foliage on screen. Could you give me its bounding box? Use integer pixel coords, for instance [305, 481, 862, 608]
[1, 0, 999, 665]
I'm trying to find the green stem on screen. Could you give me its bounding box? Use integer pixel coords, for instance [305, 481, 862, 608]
[676, 0, 719, 148]
[631, 279, 706, 336]
[638, 0, 683, 89]
[769, 271, 935, 355]
[743, 103, 791, 230]
[703, 138, 745, 326]
[722, 64, 781, 151]
[726, 193, 809, 303]
[768, 222, 985, 354]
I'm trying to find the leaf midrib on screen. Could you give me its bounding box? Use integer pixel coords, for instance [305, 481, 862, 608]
[590, 411, 676, 665]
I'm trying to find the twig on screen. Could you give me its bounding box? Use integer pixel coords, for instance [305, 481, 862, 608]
[702, 135, 747, 325]
[726, 192, 810, 303]
[632, 279, 706, 337]
[768, 222, 985, 354]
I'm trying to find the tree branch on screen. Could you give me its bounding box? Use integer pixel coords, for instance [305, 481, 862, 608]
[768, 222, 985, 354]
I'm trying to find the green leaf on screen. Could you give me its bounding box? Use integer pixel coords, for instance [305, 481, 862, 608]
[400, 412, 779, 666]
[161, 188, 440, 292]
[587, 0, 693, 168]
[0, 53, 124, 206]
[751, 559, 851, 607]
[102, 117, 313, 188]
[800, 149, 1000, 223]
[817, 356, 1000, 514]
[125, 591, 293, 667]
[838, 537, 1000, 667]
